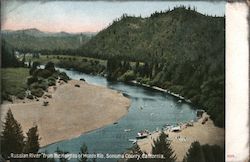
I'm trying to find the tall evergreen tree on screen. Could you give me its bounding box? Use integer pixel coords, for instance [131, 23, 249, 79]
[24, 125, 40, 153]
[56, 147, 69, 162]
[1, 109, 25, 159]
[1, 40, 20, 68]
[78, 143, 88, 162]
[151, 132, 176, 162]
[183, 141, 205, 162]
[127, 144, 143, 162]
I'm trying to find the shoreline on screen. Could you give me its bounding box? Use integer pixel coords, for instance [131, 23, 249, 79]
[136, 113, 224, 162]
[0, 79, 131, 147]
[129, 80, 192, 103]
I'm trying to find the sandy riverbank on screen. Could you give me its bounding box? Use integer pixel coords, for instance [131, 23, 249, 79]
[0, 80, 131, 147]
[137, 113, 224, 162]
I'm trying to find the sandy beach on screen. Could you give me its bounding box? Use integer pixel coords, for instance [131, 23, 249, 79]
[137, 113, 224, 162]
[0, 80, 131, 147]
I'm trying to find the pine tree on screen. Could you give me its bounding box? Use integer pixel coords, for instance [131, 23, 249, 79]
[78, 143, 88, 162]
[151, 132, 176, 162]
[24, 125, 40, 153]
[183, 141, 205, 162]
[56, 147, 69, 162]
[127, 144, 143, 162]
[1, 109, 25, 159]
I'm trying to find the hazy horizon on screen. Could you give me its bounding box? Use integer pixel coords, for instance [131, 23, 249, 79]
[2, 1, 225, 33]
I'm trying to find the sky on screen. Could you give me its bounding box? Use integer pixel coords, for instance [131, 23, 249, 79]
[1, 1, 225, 33]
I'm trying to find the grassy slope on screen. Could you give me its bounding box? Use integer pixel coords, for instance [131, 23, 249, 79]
[1, 68, 29, 96]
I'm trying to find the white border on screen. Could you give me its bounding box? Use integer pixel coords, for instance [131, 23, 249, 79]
[226, 2, 249, 161]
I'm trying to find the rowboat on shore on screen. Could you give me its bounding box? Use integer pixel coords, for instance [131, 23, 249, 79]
[136, 130, 150, 139]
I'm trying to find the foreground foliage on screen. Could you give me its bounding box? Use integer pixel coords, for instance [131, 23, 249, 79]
[1, 110, 40, 159]
[183, 141, 224, 162]
[128, 132, 176, 162]
[1, 68, 29, 101]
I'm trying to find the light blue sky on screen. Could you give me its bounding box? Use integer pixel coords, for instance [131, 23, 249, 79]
[2, 1, 225, 33]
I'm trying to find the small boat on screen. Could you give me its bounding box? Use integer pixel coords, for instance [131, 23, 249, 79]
[171, 126, 181, 132]
[129, 139, 137, 144]
[136, 130, 150, 139]
[124, 129, 131, 132]
[164, 123, 171, 127]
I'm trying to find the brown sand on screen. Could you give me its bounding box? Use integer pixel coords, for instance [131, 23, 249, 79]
[0, 80, 131, 147]
[137, 113, 224, 162]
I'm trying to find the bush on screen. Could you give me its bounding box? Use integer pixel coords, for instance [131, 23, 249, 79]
[59, 72, 70, 82]
[45, 62, 56, 73]
[27, 76, 38, 85]
[48, 76, 57, 86]
[17, 91, 26, 99]
[48, 79, 56, 86]
[51, 72, 59, 79]
[118, 70, 136, 82]
[183, 142, 224, 162]
[33, 69, 53, 79]
[30, 81, 48, 91]
[1, 91, 12, 102]
[140, 77, 150, 85]
[169, 85, 184, 94]
[31, 88, 44, 97]
[27, 94, 34, 100]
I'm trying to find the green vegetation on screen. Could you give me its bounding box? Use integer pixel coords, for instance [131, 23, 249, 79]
[28, 62, 70, 97]
[183, 141, 224, 162]
[1, 109, 25, 159]
[1, 40, 24, 68]
[2, 28, 93, 51]
[1, 110, 55, 162]
[1, 68, 29, 101]
[78, 143, 88, 162]
[128, 132, 176, 162]
[1, 62, 70, 100]
[83, 7, 224, 62]
[24, 126, 40, 153]
[151, 132, 177, 162]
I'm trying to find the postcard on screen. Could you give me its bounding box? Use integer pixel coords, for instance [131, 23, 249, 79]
[1, 0, 246, 162]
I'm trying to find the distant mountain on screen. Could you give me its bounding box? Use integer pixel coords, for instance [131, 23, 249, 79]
[1, 28, 96, 51]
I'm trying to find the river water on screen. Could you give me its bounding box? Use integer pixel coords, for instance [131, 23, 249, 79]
[39, 67, 197, 162]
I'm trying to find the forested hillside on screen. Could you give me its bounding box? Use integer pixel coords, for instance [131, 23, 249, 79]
[83, 7, 225, 127]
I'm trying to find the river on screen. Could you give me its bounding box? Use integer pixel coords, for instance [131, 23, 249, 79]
[39, 67, 197, 162]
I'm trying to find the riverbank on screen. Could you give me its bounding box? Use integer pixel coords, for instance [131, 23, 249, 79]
[130, 80, 192, 103]
[137, 113, 224, 162]
[0, 79, 131, 147]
